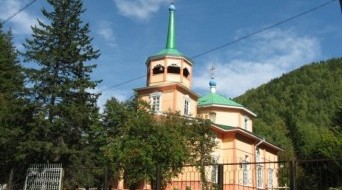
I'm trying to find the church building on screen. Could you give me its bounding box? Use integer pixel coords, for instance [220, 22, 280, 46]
[134, 3, 282, 190]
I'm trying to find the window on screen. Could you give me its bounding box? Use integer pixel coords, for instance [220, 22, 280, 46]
[257, 166, 263, 188]
[150, 92, 161, 113]
[256, 149, 263, 188]
[244, 117, 248, 130]
[184, 95, 190, 116]
[243, 161, 249, 185]
[209, 112, 216, 123]
[268, 168, 273, 188]
[210, 155, 219, 183]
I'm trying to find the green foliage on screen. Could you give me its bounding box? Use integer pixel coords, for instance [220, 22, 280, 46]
[101, 97, 215, 189]
[0, 23, 29, 185]
[186, 118, 217, 190]
[20, 0, 102, 187]
[235, 58, 342, 188]
[235, 58, 342, 160]
[332, 105, 342, 133]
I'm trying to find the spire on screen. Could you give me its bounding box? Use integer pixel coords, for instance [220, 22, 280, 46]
[155, 2, 183, 56]
[166, 3, 176, 49]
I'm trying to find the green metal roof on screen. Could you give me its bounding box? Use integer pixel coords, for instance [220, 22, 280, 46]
[211, 123, 283, 151]
[214, 124, 236, 131]
[155, 48, 183, 56]
[198, 93, 243, 107]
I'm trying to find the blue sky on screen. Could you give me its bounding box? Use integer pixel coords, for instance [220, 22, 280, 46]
[1, 0, 342, 108]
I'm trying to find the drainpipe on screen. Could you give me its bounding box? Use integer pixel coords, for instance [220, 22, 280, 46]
[255, 138, 265, 148]
[255, 138, 265, 189]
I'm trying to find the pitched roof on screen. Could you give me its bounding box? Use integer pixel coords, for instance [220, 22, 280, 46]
[155, 48, 183, 56]
[212, 124, 283, 152]
[198, 93, 257, 117]
[198, 93, 243, 107]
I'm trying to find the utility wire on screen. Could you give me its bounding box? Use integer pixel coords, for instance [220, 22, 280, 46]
[100, 0, 337, 92]
[1, 0, 336, 93]
[99, 75, 147, 92]
[1, 0, 39, 24]
[191, 0, 337, 59]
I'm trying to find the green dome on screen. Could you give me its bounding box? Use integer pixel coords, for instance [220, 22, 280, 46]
[198, 93, 243, 107]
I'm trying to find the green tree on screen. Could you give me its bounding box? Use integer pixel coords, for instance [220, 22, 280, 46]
[0, 23, 29, 186]
[235, 58, 342, 160]
[331, 105, 342, 133]
[20, 0, 101, 187]
[102, 97, 216, 190]
[187, 118, 217, 190]
[235, 58, 342, 188]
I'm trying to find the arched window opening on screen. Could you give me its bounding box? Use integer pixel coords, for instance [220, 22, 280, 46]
[152, 64, 164, 74]
[167, 64, 180, 74]
[183, 68, 190, 78]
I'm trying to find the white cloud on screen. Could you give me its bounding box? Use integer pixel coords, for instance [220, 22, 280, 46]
[97, 21, 117, 47]
[0, 0, 39, 34]
[193, 29, 321, 98]
[113, 0, 169, 21]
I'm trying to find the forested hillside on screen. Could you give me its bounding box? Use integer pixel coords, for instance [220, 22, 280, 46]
[235, 58, 342, 160]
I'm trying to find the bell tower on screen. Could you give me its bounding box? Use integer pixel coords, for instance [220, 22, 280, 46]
[135, 3, 198, 116]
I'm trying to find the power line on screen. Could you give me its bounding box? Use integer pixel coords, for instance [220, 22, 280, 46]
[99, 0, 337, 93]
[191, 0, 337, 59]
[1, 0, 39, 25]
[99, 75, 147, 92]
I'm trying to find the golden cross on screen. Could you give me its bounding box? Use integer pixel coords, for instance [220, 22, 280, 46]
[210, 64, 215, 78]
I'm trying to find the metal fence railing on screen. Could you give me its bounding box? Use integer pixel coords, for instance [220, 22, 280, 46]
[3, 159, 341, 190]
[166, 159, 341, 190]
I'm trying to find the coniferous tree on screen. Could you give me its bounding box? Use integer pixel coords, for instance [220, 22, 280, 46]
[21, 0, 101, 179]
[0, 23, 27, 186]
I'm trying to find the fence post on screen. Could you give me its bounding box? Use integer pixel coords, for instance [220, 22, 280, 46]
[290, 160, 296, 190]
[217, 164, 223, 190]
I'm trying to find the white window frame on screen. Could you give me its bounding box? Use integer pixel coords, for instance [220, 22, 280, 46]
[268, 168, 273, 188]
[242, 160, 249, 185]
[244, 116, 248, 130]
[210, 155, 219, 183]
[184, 95, 190, 116]
[256, 148, 263, 188]
[150, 92, 162, 113]
[257, 166, 263, 188]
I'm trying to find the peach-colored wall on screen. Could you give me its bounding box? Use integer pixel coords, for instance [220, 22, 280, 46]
[209, 134, 280, 189]
[168, 137, 280, 190]
[198, 108, 253, 132]
[138, 89, 197, 116]
[174, 91, 197, 116]
[163, 90, 175, 112]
